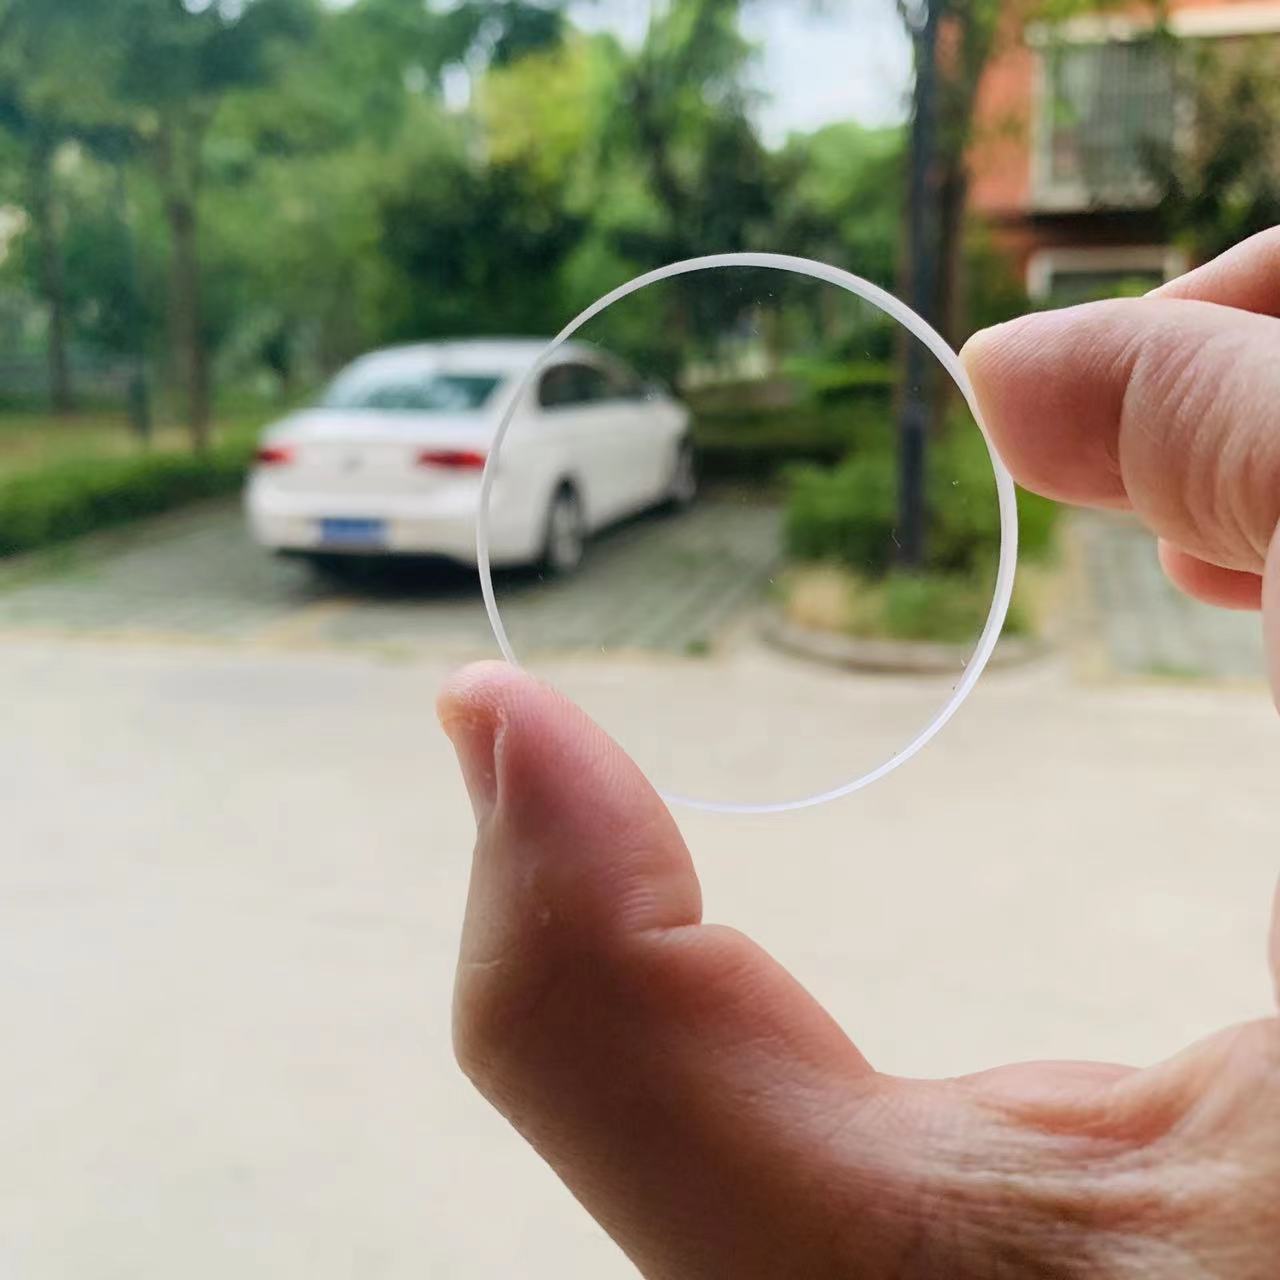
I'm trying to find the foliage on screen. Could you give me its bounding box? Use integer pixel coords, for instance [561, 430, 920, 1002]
[875, 570, 1019, 641]
[787, 358, 897, 405]
[592, 0, 780, 367]
[773, 123, 902, 284]
[477, 34, 613, 189]
[785, 440, 898, 569]
[693, 403, 886, 483]
[784, 561, 1030, 643]
[8, 0, 905, 424]
[376, 132, 586, 342]
[962, 224, 1030, 332]
[901, 0, 1119, 346]
[784, 418, 1059, 575]
[0, 0, 590, 434]
[0, 434, 255, 557]
[684, 357, 897, 482]
[1151, 38, 1280, 261]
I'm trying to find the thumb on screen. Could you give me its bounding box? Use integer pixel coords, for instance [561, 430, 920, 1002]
[1271, 871, 1280, 1010]
[963, 291, 1280, 702]
[438, 663, 883, 1279]
[962, 296, 1280, 575]
[1268, 525, 1280, 712]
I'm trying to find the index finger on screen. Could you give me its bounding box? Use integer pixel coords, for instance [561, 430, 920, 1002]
[961, 295, 1280, 574]
[1150, 226, 1280, 317]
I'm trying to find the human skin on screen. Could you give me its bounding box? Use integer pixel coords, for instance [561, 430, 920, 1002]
[441, 226, 1280, 1278]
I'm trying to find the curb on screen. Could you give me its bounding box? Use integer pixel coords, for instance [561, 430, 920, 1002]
[759, 608, 1048, 675]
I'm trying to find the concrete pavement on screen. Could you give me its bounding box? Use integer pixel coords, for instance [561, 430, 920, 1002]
[2, 633, 1278, 1278]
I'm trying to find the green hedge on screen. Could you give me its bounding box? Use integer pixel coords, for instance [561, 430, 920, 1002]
[692, 402, 890, 483]
[785, 357, 897, 406]
[784, 427, 1058, 575]
[686, 359, 896, 482]
[0, 438, 256, 558]
[874, 571, 1028, 642]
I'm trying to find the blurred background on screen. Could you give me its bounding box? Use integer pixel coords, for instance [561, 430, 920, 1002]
[0, 0, 1275, 669]
[1, 0, 1279, 1276]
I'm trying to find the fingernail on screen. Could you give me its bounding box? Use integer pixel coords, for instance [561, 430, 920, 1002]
[440, 706, 501, 822]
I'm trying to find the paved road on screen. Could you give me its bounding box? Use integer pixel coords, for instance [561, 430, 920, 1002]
[1, 497, 1277, 1278]
[0, 497, 781, 660]
[2, 637, 1279, 1279]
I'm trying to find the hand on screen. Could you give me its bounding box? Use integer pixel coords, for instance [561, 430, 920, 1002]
[440, 227, 1280, 1279]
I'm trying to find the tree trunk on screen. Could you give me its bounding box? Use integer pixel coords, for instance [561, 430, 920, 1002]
[935, 157, 968, 348]
[929, 0, 997, 431]
[27, 135, 73, 415]
[158, 118, 211, 451]
[896, 0, 946, 567]
[931, 154, 969, 429]
[167, 195, 210, 449]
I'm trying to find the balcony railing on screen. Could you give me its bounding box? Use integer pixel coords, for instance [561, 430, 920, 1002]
[1033, 39, 1176, 211]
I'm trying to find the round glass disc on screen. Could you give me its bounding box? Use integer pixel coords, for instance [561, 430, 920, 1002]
[476, 252, 1018, 814]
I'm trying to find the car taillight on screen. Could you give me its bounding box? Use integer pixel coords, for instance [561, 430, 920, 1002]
[255, 445, 294, 466]
[416, 449, 487, 470]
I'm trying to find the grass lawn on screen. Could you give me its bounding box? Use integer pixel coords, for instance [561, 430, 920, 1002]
[0, 401, 288, 559]
[0, 406, 273, 480]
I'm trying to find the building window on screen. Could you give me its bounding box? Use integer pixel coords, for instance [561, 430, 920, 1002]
[1036, 39, 1176, 208]
[1026, 246, 1188, 304]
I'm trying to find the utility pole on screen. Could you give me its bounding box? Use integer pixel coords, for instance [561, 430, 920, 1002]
[897, 0, 944, 568]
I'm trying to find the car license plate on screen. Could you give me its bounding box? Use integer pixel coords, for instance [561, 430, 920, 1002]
[319, 517, 386, 548]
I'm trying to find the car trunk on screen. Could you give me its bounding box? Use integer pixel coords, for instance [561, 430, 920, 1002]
[266, 409, 492, 496]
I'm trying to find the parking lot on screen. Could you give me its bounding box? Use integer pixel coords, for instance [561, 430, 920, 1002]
[0, 494, 782, 660]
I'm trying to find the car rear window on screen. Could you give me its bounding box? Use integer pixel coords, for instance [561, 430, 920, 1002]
[322, 368, 502, 412]
[538, 362, 616, 408]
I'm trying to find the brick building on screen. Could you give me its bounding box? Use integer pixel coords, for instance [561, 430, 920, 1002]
[968, 0, 1280, 303]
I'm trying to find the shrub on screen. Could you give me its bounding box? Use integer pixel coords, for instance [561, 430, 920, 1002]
[692, 401, 889, 483]
[784, 563, 1030, 644]
[784, 421, 1059, 575]
[0, 438, 256, 558]
[877, 571, 1027, 642]
[784, 446, 897, 568]
[787, 357, 896, 406]
[684, 360, 895, 482]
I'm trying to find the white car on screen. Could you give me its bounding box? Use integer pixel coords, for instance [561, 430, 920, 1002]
[245, 339, 696, 574]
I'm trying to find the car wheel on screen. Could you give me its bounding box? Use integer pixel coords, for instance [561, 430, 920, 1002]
[668, 440, 697, 509]
[541, 485, 586, 576]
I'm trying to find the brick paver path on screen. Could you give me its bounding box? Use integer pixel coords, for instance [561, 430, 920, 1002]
[0, 497, 782, 660]
[1076, 512, 1266, 680]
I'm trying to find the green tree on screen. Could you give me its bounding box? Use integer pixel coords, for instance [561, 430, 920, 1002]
[580, 0, 778, 366]
[899, 0, 1122, 344]
[612, 0, 770, 259]
[0, 0, 107, 412]
[1152, 38, 1280, 262]
[204, 0, 577, 381]
[377, 127, 586, 342]
[452, 0, 568, 66]
[103, 0, 315, 448]
[774, 123, 903, 287]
